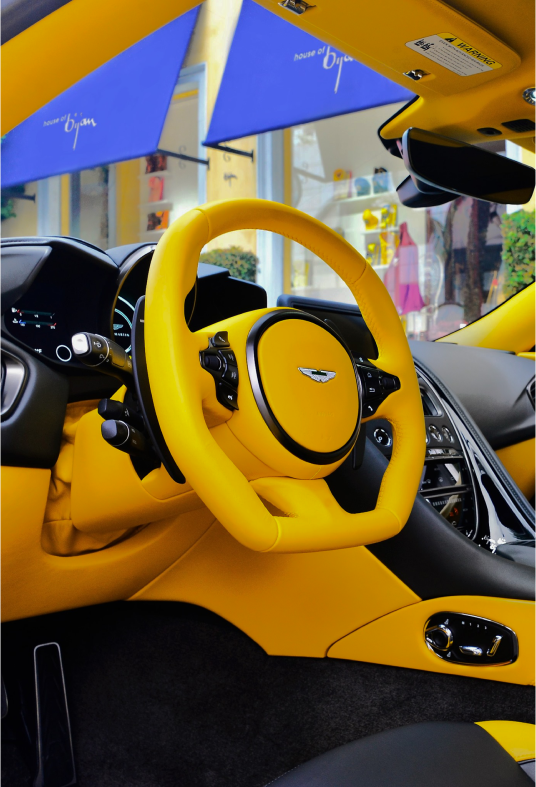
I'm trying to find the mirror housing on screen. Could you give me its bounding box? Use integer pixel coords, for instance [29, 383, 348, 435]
[402, 128, 535, 205]
[396, 176, 455, 208]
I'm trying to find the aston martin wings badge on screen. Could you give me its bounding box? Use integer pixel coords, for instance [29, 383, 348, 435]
[298, 367, 336, 383]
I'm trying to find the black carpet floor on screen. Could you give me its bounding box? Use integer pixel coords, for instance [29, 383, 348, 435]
[2, 601, 534, 786]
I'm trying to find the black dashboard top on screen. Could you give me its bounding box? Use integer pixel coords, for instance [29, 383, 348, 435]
[1, 237, 267, 373]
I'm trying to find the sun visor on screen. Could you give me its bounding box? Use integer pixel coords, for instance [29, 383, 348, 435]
[255, 0, 533, 147]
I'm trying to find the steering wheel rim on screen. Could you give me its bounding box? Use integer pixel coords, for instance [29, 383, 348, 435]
[145, 199, 425, 553]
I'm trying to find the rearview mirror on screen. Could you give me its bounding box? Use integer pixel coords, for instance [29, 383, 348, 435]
[402, 128, 535, 205]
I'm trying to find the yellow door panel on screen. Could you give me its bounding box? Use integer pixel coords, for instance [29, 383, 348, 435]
[132, 520, 420, 657]
[328, 596, 535, 686]
[437, 283, 536, 353]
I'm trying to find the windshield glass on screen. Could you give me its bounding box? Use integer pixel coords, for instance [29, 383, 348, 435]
[288, 104, 535, 340]
[2, 100, 534, 343]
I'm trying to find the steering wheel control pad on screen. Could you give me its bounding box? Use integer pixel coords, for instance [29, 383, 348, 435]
[247, 310, 361, 464]
[354, 358, 401, 417]
[200, 331, 239, 411]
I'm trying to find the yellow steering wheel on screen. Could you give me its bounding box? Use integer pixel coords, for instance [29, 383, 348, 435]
[145, 199, 425, 553]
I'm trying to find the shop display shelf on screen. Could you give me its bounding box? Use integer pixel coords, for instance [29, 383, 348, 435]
[361, 226, 400, 235]
[333, 190, 399, 205]
[139, 200, 174, 209]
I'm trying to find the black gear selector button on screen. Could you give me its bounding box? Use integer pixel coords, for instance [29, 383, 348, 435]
[200, 333, 239, 410]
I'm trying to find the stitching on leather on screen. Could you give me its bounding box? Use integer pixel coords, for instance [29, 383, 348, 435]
[263, 763, 301, 786]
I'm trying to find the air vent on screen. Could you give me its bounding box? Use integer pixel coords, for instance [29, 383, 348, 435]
[501, 119, 536, 133]
[527, 378, 535, 409]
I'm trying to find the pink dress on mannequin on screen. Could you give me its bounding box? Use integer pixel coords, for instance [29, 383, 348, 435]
[384, 221, 424, 315]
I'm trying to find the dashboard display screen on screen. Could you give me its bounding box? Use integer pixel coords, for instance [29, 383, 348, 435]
[5, 250, 112, 364]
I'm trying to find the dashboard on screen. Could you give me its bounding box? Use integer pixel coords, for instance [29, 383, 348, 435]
[2, 237, 534, 563]
[2, 239, 266, 368]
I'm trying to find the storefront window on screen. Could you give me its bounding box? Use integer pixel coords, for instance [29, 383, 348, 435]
[139, 81, 201, 243]
[71, 166, 113, 249]
[290, 104, 535, 340]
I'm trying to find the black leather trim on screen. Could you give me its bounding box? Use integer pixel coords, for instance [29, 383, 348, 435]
[376, 95, 419, 157]
[1, 0, 73, 44]
[1, 337, 68, 468]
[328, 439, 535, 601]
[266, 722, 534, 786]
[246, 310, 361, 465]
[410, 340, 535, 450]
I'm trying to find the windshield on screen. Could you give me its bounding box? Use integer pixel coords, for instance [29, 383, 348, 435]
[2, 100, 534, 343]
[288, 104, 535, 341]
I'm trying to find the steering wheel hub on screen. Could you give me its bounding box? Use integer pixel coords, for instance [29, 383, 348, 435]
[247, 311, 361, 463]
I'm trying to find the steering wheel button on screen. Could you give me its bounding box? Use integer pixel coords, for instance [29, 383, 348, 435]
[210, 331, 230, 348]
[217, 381, 239, 410]
[219, 349, 237, 366]
[380, 375, 398, 390]
[203, 354, 222, 372]
[223, 366, 239, 386]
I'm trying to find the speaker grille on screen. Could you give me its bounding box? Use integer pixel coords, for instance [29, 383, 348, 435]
[501, 119, 536, 133]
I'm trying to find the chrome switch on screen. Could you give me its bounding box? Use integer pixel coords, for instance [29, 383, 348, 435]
[459, 645, 483, 657]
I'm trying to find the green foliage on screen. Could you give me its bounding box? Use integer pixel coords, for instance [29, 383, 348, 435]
[1, 197, 16, 221]
[199, 245, 259, 282]
[501, 209, 535, 297]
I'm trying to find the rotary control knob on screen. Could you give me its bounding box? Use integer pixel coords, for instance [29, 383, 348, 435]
[425, 623, 453, 652]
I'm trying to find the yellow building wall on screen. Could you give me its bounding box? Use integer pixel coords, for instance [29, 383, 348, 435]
[115, 159, 141, 247]
[184, 0, 257, 254]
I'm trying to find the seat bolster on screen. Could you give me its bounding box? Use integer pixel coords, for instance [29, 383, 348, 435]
[266, 721, 534, 787]
[476, 721, 535, 762]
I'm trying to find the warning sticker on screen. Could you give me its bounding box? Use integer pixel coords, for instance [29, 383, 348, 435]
[406, 33, 502, 76]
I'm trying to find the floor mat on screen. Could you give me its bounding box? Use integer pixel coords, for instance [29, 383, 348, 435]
[2, 601, 533, 787]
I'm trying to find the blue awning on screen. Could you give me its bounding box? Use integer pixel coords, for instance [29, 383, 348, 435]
[1, 6, 200, 188]
[204, 0, 414, 147]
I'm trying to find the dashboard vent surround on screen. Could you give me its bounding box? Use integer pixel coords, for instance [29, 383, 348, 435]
[527, 378, 535, 409]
